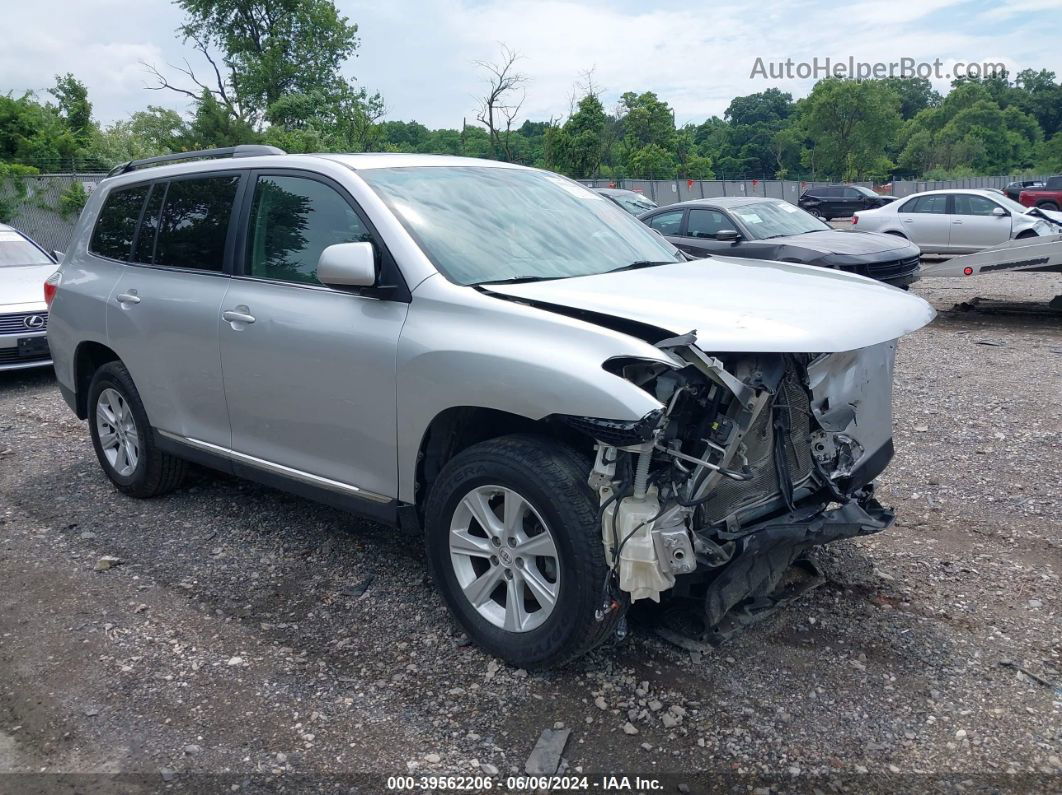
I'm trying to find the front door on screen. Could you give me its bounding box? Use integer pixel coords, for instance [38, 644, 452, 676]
[219, 172, 408, 502]
[949, 193, 1013, 252]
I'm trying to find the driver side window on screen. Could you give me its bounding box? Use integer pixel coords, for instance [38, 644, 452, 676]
[246, 174, 371, 285]
[953, 194, 1000, 216]
[686, 209, 738, 239]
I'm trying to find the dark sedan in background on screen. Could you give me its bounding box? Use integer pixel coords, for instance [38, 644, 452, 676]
[1003, 179, 1045, 202]
[593, 187, 658, 215]
[639, 197, 921, 287]
[797, 184, 896, 220]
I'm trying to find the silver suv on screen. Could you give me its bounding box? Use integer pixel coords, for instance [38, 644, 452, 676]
[48, 146, 934, 668]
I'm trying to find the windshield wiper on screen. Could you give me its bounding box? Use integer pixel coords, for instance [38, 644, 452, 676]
[604, 260, 676, 274]
[476, 274, 564, 286]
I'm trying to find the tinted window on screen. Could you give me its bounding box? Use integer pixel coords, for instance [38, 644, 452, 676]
[686, 209, 738, 238]
[648, 210, 684, 235]
[901, 195, 948, 214]
[246, 175, 370, 285]
[90, 185, 150, 261]
[842, 187, 862, 198]
[953, 194, 1001, 216]
[153, 175, 240, 271]
[132, 183, 165, 264]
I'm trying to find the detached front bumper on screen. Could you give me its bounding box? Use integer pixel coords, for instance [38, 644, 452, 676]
[696, 495, 893, 643]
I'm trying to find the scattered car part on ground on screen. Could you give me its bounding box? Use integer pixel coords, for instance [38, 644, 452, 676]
[638, 197, 921, 287]
[593, 187, 658, 216]
[47, 148, 934, 668]
[1018, 175, 1062, 210]
[797, 185, 895, 220]
[852, 189, 1057, 254]
[0, 223, 57, 372]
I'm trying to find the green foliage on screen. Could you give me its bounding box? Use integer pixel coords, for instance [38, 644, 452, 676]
[0, 163, 38, 223]
[58, 180, 88, 219]
[801, 78, 901, 180]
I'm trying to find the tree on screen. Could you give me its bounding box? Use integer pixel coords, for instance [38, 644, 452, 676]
[724, 88, 792, 126]
[626, 143, 677, 178]
[147, 0, 364, 132]
[801, 78, 901, 179]
[49, 74, 94, 145]
[474, 45, 528, 161]
[880, 77, 941, 120]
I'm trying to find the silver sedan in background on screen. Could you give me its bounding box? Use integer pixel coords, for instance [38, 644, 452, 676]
[0, 223, 56, 371]
[852, 188, 1060, 254]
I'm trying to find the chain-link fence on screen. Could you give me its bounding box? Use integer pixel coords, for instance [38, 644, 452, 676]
[1, 173, 107, 253]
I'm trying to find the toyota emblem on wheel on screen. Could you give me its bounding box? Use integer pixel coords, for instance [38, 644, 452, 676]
[24, 315, 45, 330]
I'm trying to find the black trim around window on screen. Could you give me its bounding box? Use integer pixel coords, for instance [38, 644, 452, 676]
[233, 168, 411, 303]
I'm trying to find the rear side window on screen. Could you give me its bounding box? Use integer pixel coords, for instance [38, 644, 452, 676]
[153, 175, 240, 271]
[90, 185, 150, 261]
[132, 183, 166, 264]
[901, 195, 948, 214]
[246, 175, 370, 285]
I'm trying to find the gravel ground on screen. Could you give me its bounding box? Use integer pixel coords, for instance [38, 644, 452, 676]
[0, 272, 1060, 793]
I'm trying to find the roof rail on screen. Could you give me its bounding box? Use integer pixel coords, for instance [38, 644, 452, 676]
[106, 145, 286, 178]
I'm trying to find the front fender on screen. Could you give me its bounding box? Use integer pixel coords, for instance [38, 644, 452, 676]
[395, 276, 673, 502]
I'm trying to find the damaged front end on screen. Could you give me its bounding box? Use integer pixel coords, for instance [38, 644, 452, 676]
[573, 335, 900, 642]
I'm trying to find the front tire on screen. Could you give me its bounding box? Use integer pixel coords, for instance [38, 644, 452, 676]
[425, 435, 621, 669]
[88, 361, 186, 498]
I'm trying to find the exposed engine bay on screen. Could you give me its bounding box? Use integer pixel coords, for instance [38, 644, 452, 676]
[573, 334, 898, 642]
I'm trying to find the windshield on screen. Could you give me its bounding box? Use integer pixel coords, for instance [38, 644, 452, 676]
[0, 231, 52, 268]
[994, 193, 1038, 215]
[853, 186, 879, 198]
[611, 192, 657, 215]
[730, 200, 830, 240]
[359, 166, 681, 285]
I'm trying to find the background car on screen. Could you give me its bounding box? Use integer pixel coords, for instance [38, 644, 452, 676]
[1003, 179, 1045, 202]
[593, 187, 658, 215]
[1017, 175, 1062, 210]
[0, 223, 56, 372]
[638, 197, 921, 287]
[852, 188, 1057, 254]
[797, 185, 895, 220]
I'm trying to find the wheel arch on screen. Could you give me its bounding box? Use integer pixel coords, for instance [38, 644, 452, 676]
[412, 406, 593, 518]
[72, 341, 122, 419]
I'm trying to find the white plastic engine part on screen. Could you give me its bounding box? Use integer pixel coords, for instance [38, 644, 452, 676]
[602, 487, 675, 602]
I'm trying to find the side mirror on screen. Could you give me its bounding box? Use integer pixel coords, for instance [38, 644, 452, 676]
[316, 241, 376, 288]
[991, 207, 1007, 217]
[715, 229, 741, 242]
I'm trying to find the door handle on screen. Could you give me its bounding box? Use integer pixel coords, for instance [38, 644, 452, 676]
[952, 220, 963, 224]
[116, 291, 140, 305]
[222, 308, 256, 325]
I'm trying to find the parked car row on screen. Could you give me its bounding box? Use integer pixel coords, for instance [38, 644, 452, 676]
[21, 147, 937, 668]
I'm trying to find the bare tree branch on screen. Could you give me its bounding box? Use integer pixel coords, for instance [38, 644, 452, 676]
[474, 44, 528, 161]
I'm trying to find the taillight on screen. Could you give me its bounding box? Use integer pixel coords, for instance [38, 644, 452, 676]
[44, 271, 61, 307]
[851, 215, 858, 225]
[963, 266, 973, 276]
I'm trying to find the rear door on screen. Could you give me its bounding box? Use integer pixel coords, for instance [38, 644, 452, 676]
[895, 194, 951, 252]
[949, 193, 1012, 251]
[105, 173, 242, 448]
[218, 170, 409, 502]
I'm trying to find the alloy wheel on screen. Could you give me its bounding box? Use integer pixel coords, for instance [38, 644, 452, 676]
[96, 387, 139, 477]
[448, 485, 560, 633]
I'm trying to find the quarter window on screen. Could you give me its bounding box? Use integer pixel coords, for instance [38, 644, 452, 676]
[647, 210, 684, 235]
[153, 175, 240, 271]
[245, 175, 370, 285]
[90, 185, 150, 261]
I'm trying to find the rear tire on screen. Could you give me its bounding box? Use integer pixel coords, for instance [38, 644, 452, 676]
[1036, 201, 1059, 211]
[88, 361, 186, 498]
[425, 434, 622, 669]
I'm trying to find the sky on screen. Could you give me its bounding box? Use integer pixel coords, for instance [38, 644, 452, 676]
[2, 0, 1061, 129]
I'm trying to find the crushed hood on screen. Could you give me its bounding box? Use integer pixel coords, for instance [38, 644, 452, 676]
[485, 258, 935, 353]
[764, 229, 912, 256]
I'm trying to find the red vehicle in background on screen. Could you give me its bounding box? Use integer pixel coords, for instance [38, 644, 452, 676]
[1018, 176, 1062, 210]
